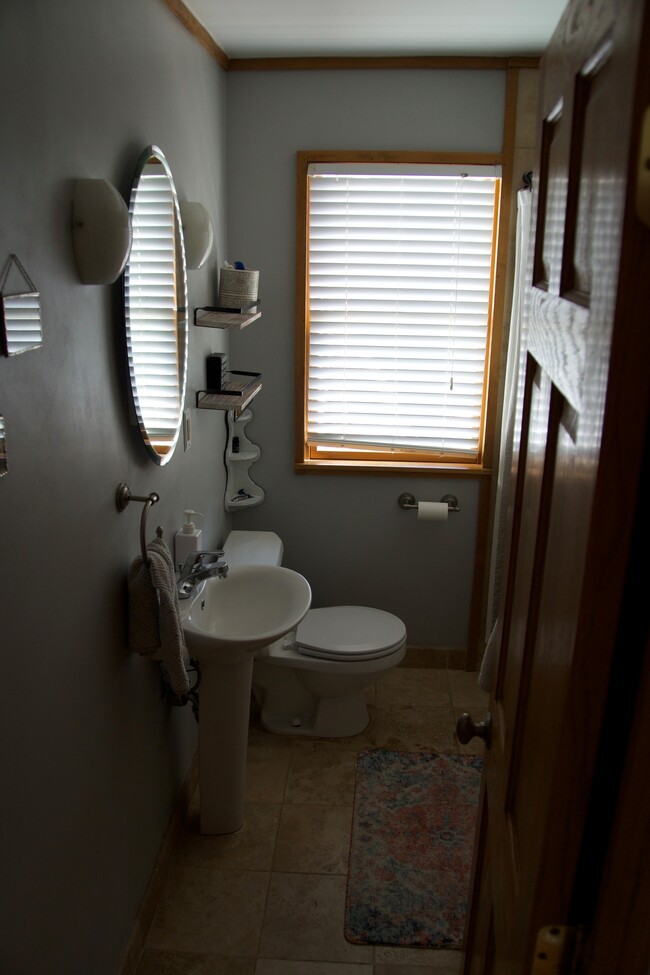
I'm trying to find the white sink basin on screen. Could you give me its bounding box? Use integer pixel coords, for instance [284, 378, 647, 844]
[181, 565, 311, 659]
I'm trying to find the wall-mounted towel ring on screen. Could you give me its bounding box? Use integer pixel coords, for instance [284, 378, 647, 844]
[397, 493, 461, 513]
[115, 482, 161, 562]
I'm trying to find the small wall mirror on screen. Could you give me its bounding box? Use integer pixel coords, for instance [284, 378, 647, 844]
[1, 254, 43, 357]
[124, 146, 188, 465]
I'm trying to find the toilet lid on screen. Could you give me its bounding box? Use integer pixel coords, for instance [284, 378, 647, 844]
[296, 606, 406, 661]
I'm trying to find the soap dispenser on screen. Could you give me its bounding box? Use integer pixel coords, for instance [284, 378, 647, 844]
[174, 510, 203, 571]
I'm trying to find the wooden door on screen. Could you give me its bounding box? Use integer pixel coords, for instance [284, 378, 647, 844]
[463, 0, 650, 971]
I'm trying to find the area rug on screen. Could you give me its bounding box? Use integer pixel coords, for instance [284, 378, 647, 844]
[344, 748, 482, 948]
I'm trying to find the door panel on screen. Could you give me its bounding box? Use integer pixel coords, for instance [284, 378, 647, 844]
[560, 39, 613, 303]
[534, 104, 564, 290]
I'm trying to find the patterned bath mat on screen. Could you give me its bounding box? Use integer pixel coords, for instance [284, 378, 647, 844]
[345, 748, 482, 948]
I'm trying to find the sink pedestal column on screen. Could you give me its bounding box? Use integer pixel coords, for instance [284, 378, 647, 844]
[198, 654, 254, 834]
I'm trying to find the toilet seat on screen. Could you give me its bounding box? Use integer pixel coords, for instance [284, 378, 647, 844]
[296, 606, 406, 661]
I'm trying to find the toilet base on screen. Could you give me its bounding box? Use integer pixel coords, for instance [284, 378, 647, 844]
[256, 688, 370, 738]
[252, 639, 405, 738]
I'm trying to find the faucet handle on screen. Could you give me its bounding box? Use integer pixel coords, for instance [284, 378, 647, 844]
[195, 549, 225, 559]
[180, 552, 201, 571]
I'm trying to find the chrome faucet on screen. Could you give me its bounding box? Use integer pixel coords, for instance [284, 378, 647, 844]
[177, 550, 229, 599]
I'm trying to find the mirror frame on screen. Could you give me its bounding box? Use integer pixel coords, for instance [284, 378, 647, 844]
[124, 145, 188, 466]
[0, 414, 7, 477]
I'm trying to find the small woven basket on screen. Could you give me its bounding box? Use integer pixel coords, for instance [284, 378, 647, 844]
[218, 268, 259, 308]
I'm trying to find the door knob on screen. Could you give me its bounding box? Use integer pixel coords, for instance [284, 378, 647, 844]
[456, 711, 492, 748]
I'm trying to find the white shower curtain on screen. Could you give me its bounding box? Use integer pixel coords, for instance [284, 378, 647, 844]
[479, 189, 532, 692]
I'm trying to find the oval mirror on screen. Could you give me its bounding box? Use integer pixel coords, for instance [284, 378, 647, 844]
[124, 146, 188, 465]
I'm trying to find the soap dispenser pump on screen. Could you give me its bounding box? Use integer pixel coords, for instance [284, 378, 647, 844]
[174, 510, 203, 571]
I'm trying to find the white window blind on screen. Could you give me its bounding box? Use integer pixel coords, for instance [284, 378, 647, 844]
[125, 162, 182, 451]
[307, 163, 500, 461]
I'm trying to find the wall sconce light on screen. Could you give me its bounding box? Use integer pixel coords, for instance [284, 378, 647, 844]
[71, 179, 132, 284]
[180, 201, 214, 270]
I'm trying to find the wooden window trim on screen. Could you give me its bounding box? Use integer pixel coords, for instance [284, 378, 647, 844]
[295, 149, 511, 476]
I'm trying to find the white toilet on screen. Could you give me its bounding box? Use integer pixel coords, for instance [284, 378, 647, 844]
[222, 530, 407, 737]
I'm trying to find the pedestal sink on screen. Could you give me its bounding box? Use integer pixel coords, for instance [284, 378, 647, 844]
[181, 565, 311, 834]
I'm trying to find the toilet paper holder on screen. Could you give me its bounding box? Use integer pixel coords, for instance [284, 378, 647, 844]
[397, 493, 461, 513]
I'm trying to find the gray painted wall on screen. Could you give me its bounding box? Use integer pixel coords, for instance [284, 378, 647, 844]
[0, 9, 510, 969]
[226, 69, 506, 647]
[0, 1, 229, 972]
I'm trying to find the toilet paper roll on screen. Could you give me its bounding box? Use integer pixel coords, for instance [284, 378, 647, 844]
[417, 501, 448, 522]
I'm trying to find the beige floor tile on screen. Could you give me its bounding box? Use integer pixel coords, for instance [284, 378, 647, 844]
[377, 668, 451, 708]
[177, 800, 281, 871]
[245, 746, 292, 802]
[141, 664, 477, 973]
[375, 705, 460, 753]
[256, 961, 373, 974]
[248, 716, 322, 750]
[136, 949, 255, 974]
[272, 804, 353, 874]
[374, 946, 463, 972]
[447, 649, 468, 671]
[305, 717, 378, 752]
[248, 718, 374, 753]
[258, 873, 374, 964]
[447, 670, 489, 709]
[284, 749, 359, 804]
[146, 864, 269, 957]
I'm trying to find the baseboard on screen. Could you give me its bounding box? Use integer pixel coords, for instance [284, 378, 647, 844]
[401, 645, 469, 670]
[118, 752, 199, 975]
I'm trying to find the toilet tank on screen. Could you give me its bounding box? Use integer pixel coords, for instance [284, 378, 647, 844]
[222, 530, 283, 567]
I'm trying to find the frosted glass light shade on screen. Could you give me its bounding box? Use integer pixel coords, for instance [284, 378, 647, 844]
[180, 201, 214, 269]
[72, 179, 132, 284]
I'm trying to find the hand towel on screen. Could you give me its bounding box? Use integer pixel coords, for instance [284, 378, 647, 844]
[127, 537, 190, 696]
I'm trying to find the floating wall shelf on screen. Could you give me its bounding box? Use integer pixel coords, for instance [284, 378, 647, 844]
[194, 304, 261, 330]
[195, 370, 262, 413]
[194, 299, 262, 413]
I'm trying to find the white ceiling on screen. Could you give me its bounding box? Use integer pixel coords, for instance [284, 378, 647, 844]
[183, 0, 567, 59]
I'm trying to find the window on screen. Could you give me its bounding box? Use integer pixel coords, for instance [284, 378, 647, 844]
[295, 153, 503, 473]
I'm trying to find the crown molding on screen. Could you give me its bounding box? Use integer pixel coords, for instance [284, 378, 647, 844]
[160, 3, 541, 72]
[161, 0, 230, 69]
[228, 55, 541, 71]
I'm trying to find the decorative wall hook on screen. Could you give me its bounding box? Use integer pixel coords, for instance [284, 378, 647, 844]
[115, 482, 161, 563]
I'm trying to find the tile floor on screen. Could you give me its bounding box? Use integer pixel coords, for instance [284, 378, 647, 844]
[136, 664, 489, 975]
